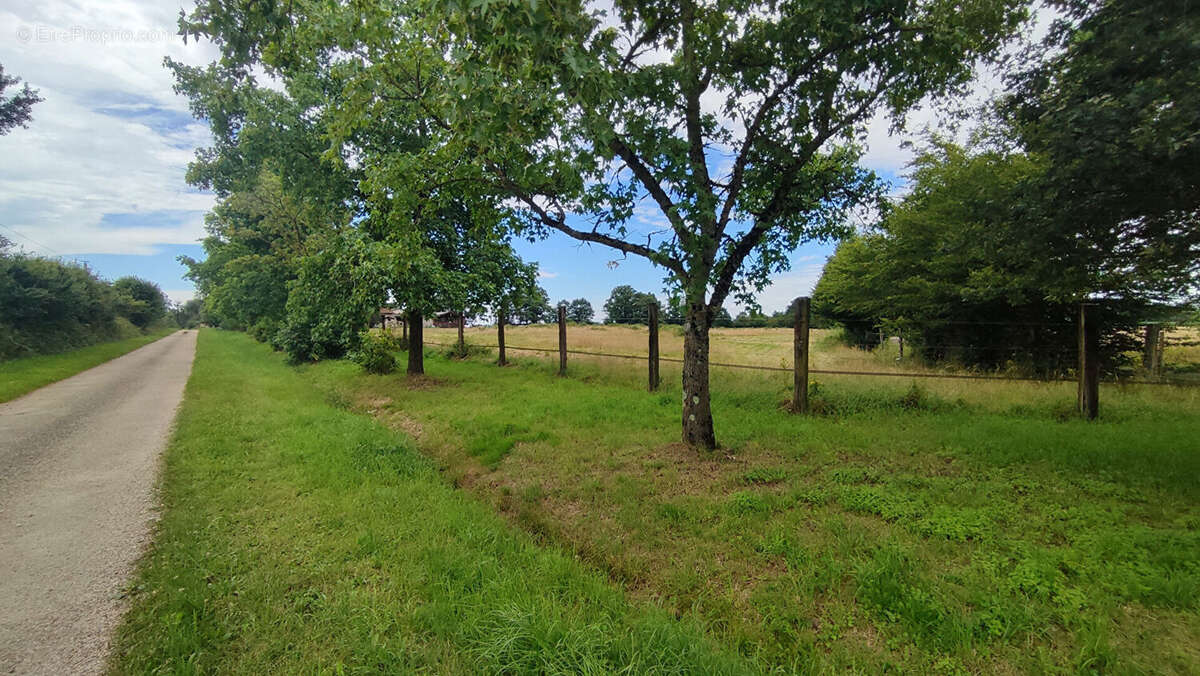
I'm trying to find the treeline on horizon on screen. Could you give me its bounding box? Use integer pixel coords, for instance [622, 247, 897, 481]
[0, 237, 199, 361]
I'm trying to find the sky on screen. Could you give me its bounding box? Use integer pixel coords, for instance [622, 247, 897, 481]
[0, 0, 1014, 315]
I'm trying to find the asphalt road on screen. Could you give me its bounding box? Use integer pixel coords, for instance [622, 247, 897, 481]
[0, 330, 197, 675]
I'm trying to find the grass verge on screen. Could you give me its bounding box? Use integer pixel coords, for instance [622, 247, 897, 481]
[339, 342, 1200, 673]
[0, 328, 176, 403]
[108, 329, 747, 674]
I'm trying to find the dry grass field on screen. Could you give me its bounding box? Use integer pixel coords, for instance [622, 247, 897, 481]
[422, 323, 1200, 413]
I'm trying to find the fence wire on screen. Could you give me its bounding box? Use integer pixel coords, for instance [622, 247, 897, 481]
[421, 339, 1193, 386]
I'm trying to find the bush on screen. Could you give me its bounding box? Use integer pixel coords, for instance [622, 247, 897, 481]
[247, 318, 281, 344]
[0, 250, 151, 361]
[352, 332, 396, 374]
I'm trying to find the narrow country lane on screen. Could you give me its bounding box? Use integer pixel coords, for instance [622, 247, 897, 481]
[0, 330, 197, 675]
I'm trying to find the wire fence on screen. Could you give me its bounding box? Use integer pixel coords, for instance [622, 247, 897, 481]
[416, 310, 1200, 389]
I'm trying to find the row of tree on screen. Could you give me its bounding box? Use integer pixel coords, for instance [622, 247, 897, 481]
[812, 0, 1199, 376]
[174, 0, 1194, 448]
[0, 238, 172, 360]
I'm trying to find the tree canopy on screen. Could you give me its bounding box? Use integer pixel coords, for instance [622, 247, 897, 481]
[812, 138, 1143, 375]
[0, 64, 41, 135]
[1003, 0, 1200, 304]
[565, 298, 595, 324]
[177, 0, 1027, 447]
[603, 285, 658, 325]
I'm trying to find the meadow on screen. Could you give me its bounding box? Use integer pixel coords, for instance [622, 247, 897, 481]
[108, 330, 746, 674]
[111, 326, 1200, 673]
[346, 323, 1200, 672]
[422, 323, 1200, 412]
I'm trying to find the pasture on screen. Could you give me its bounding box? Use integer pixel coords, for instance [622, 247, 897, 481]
[111, 326, 1200, 673]
[351, 324, 1200, 672]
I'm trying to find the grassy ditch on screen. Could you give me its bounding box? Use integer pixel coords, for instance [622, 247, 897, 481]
[0, 327, 176, 403]
[336, 338, 1200, 673]
[108, 329, 746, 674]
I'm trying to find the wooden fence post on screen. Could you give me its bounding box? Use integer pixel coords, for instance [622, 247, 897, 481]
[1152, 327, 1165, 378]
[1078, 303, 1099, 420]
[557, 304, 567, 376]
[793, 296, 810, 413]
[497, 310, 507, 366]
[1142, 324, 1159, 372]
[648, 301, 660, 391]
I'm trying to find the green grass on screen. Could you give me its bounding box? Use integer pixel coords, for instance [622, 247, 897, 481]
[334, 342, 1200, 673]
[0, 328, 177, 403]
[108, 329, 748, 674]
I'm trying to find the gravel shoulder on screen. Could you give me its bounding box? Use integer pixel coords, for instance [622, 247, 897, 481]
[0, 330, 197, 675]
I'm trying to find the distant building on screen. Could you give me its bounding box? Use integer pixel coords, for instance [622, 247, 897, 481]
[373, 308, 406, 329]
[432, 311, 461, 328]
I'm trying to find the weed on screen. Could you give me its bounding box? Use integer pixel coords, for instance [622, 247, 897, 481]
[728, 491, 772, 515]
[740, 467, 788, 485]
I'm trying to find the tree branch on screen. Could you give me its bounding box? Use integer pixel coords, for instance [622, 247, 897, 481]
[491, 162, 687, 278]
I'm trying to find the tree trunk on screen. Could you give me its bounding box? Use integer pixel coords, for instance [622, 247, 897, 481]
[681, 302, 716, 450]
[1142, 325, 1159, 372]
[407, 309, 424, 375]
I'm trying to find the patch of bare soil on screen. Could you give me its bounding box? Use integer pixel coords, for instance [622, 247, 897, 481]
[403, 375, 448, 390]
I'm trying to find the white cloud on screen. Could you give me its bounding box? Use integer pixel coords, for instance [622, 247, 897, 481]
[727, 262, 827, 315]
[0, 0, 218, 256]
[538, 270, 559, 279]
[163, 288, 195, 305]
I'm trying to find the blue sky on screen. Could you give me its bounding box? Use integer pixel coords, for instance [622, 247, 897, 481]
[0, 0, 1004, 312]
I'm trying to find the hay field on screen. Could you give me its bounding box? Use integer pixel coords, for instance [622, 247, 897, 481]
[419, 323, 1200, 414]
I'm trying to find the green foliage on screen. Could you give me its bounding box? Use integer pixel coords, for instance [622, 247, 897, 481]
[510, 284, 554, 325]
[170, 298, 206, 328]
[351, 331, 397, 375]
[1005, 0, 1200, 303]
[177, 0, 1027, 448]
[0, 247, 156, 360]
[0, 63, 42, 135]
[565, 298, 594, 324]
[112, 276, 168, 329]
[812, 140, 1143, 375]
[603, 285, 658, 325]
[277, 231, 390, 363]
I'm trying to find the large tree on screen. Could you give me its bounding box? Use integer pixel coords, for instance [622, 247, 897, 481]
[170, 40, 537, 371]
[179, 0, 1025, 448]
[566, 298, 595, 324]
[812, 139, 1141, 375]
[433, 0, 1025, 447]
[603, 285, 657, 325]
[1004, 0, 1200, 303]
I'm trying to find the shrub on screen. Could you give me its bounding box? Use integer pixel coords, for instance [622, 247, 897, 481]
[352, 332, 396, 374]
